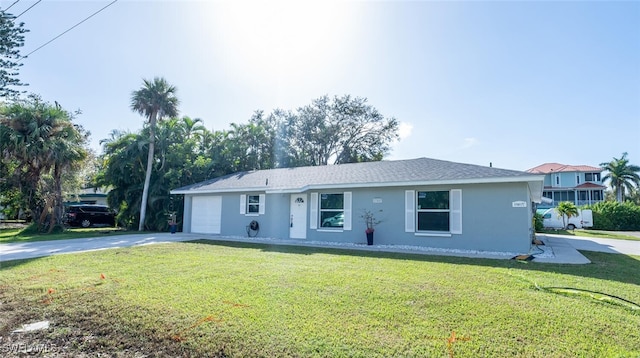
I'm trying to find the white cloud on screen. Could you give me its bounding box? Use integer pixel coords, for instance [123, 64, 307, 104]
[398, 122, 413, 140]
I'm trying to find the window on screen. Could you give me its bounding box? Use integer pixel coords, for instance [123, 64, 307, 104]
[320, 193, 344, 228]
[247, 195, 260, 213]
[240, 194, 265, 215]
[406, 190, 461, 234]
[543, 191, 552, 199]
[585, 173, 601, 182]
[417, 191, 450, 232]
[576, 175, 580, 184]
[310, 192, 352, 230]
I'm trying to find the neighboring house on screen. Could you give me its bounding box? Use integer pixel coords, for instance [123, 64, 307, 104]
[171, 158, 544, 254]
[525, 163, 605, 208]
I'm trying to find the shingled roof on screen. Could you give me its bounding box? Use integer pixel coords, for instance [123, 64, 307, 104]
[171, 157, 543, 194]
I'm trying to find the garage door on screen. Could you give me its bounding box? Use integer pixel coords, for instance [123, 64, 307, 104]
[191, 195, 222, 234]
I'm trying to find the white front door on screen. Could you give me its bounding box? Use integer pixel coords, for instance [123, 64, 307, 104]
[289, 194, 307, 239]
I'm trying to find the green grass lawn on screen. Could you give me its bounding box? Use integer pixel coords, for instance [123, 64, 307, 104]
[1, 240, 639, 357]
[539, 229, 640, 241]
[0, 226, 132, 244]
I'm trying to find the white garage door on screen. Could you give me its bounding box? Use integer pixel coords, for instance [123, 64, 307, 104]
[191, 195, 222, 234]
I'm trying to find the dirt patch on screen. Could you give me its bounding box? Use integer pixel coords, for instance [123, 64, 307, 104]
[0, 288, 213, 357]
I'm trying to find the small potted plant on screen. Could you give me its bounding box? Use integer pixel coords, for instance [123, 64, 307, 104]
[361, 209, 381, 245]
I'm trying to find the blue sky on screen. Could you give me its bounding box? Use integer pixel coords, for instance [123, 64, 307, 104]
[9, 0, 640, 171]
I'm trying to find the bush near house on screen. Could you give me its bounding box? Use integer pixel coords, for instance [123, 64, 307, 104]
[584, 201, 640, 231]
[533, 211, 544, 232]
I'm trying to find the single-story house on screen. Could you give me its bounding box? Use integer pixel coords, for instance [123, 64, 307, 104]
[170, 158, 544, 253]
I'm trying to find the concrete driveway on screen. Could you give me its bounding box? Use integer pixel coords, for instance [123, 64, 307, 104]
[537, 233, 640, 256]
[0, 233, 199, 263]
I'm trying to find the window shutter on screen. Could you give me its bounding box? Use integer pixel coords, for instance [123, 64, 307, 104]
[259, 194, 266, 215]
[310, 193, 318, 229]
[405, 190, 415, 232]
[343, 192, 352, 231]
[450, 189, 462, 234]
[240, 194, 246, 214]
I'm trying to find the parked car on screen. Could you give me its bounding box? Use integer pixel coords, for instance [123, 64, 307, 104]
[64, 205, 116, 228]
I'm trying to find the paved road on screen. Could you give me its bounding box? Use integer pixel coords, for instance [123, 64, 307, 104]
[541, 233, 640, 256]
[0, 233, 198, 263]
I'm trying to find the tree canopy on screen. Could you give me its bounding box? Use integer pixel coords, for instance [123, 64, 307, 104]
[0, 9, 28, 97]
[600, 152, 640, 203]
[0, 95, 88, 230]
[556, 201, 579, 229]
[96, 94, 399, 231]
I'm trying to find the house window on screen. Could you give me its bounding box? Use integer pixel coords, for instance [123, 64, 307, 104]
[247, 195, 260, 213]
[320, 193, 344, 228]
[543, 191, 552, 199]
[585, 173, 601, 182]
[576, 175, 580, 184]
[240, 194, 265, 215]
[417, 191, 450, 232]
[405, 189, 462, 235]
[555, 176, 560, 185]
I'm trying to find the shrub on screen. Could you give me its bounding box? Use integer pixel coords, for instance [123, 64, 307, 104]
[534, 211, 544, 232]
[584, 201, 640, 231]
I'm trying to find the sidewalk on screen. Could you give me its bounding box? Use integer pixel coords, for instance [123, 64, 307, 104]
[531, 235, 591, 264]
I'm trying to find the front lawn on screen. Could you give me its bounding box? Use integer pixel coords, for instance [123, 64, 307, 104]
[1, 240, 638, 357]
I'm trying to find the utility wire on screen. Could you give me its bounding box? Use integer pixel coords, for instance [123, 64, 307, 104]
[4, 0, 20, 12]
[15, 0, 40, 18]
[19, 0, 118, 62]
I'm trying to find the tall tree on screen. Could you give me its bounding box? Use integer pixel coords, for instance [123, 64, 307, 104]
[130, 77, 179, 231]
[96, 121, 214, 231]
[600, 152, 640, 203]
[294, 95, 398, 165]
[0, 9, 28, 97]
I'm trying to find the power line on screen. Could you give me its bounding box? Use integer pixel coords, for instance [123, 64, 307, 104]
[15, 0, 40, 19]
[19, 0, 118, 62]
[4, 0, 20, 12]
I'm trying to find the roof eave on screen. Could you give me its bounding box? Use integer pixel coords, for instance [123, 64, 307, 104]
[171, 175, 545, 195]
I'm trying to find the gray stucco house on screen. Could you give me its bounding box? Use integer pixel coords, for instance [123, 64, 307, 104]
[170, 158, 544, 253]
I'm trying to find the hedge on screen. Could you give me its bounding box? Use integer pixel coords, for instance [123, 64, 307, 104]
[583, 201, 640, 231]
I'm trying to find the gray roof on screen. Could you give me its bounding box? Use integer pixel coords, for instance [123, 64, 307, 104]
[171, 157, 544, 195]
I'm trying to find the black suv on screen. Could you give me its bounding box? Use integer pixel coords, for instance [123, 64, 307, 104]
[64, 205, 116, 228]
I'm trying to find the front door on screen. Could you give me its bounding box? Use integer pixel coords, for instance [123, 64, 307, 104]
[289, 194, 307, 239]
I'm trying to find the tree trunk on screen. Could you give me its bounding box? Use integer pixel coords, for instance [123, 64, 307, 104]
[139, 112, 157, 231]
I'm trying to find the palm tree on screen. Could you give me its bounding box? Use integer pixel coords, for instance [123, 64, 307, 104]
[131, 77, 179, 231]
[180, 116, 206, 141]
[556, 201, 579, 230]
[0, 96, 87, 231]
[600, 152, 640, 203]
